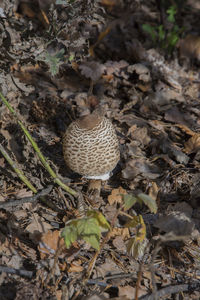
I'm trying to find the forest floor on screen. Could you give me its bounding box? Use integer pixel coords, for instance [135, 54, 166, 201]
[0, 0, 200, 299]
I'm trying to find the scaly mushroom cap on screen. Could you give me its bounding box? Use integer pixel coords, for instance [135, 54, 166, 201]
[63, 112, 120, 180]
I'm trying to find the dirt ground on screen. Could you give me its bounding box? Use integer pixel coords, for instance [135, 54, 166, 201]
[0, 0, 200, 299]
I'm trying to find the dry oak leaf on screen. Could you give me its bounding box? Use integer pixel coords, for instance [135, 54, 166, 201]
[108, 187, 127, 205]
[184, 134, 200, 154]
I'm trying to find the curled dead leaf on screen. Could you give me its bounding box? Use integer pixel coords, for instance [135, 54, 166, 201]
[176, 124, 195, 136]
[127, 63, 151, 82]
[184, 134, 200, 154]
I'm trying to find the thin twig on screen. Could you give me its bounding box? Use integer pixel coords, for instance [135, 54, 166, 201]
[0, 265, 34, 278]
[0, 91, 77, 197]
[87, 271, 137, 285]
[139, 283, 196, 300]
[0, 185, 53, 208]
[0, 143, 37, 193]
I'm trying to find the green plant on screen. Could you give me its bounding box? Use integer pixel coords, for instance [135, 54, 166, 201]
[142, 5, 183, 54]
[62, 211, 110, 250]
[40, 48, 65, 76]
[61, 192, 157, 257]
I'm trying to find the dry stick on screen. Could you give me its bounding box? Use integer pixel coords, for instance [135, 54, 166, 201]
[0, 143, 37, 194]
[139, 283, 194, 300]
[135, 263, 143, 300]
[87, 272, 137, 287]
[0, 185, 53, 208]
[0, 265, 33, 278]
[0, 91, 77, 197]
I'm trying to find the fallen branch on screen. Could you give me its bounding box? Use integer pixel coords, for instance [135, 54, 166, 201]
[139, 282, 200, 300]
[0, 185, 53, 208]
[0, 265, 34, 278]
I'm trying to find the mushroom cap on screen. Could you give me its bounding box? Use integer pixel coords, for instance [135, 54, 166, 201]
[63, 113, 120, 180]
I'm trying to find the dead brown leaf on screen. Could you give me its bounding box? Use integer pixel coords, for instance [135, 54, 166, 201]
[79, 61, 105, 82]
[55, 290, 62, 300]
[110, 227, 130, 239]
[184, 134, 200, 153]
[122, 159, 160, 180]
[15, 0, 51, 27]
[95, 258, 122, 278]
[164, 107, 193, 127]
[128, 126, 151, 146]
[112, 236, 126, 252]
[108, 187, 127, 205]
[68, 260, 84, 273]
[158, 135, 189, 164]
[118, 285, 147, 299]
[127, 63, 151, 82]
[38, 230, 65, 259]
[155, 202, 195, 236]
[176, 124, 195, 136]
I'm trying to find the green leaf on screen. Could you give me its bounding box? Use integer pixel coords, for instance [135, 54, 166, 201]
[123, 194, 137, 210]
[61, 224, 78, 248]
[83, 234, 100, 250]
[87, 211, 110, 231]
[40, 48, 65, 76]
[167, 5, 177, 23]
[61, 210, 111, 251]
[126, 236, 147, 258]
[77, 217, 101, 250]
[69, 53, 75, 62]
[142, 24, 157, 42]
[77, 217, 101, 237]
[137, 193, 158, 213]
[125, 215, 142, 229]
[158, 25, 165, 41]
[126, 215, 147, 258]
[167, 30, 179, 47]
